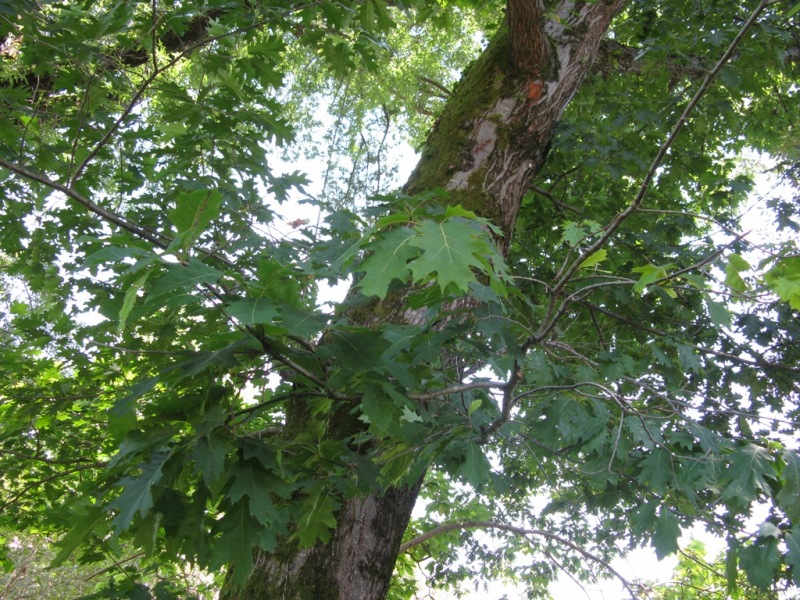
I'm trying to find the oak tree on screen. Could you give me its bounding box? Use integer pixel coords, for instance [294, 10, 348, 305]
[1, 0, 799, 598]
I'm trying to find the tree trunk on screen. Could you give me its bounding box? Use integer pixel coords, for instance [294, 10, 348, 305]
[221, 1, 625, 598]
[220, 482, 422, 599]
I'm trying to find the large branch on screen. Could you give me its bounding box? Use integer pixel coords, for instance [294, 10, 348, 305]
[405, 0, 627, 247]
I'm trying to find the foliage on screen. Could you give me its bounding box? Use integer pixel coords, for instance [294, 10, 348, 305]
[637, 540, 780, 600]
[0, 0, 799, 598]
[0, 531, 215, 599]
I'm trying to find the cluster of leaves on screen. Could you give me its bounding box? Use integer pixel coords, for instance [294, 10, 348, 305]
[39, 197, 514, 585]
[636, 540, 780, 599]
[395, 0, 800, 596]
[0, 0, 502, 590]
[0, 530, 214, 599]
[0, 0, 799, 597]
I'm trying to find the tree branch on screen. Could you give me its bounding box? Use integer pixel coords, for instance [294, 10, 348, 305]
[0, 448, 105, 467]
[0, 158, 171, 249]
[578, 300, 800, 376]
[549, 0, 772, 304]
[0, 157, 235, 268]
[408, 381, 505, 402]
[400, 520, 639, 599]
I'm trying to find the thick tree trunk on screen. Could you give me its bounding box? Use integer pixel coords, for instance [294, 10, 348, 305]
[221, 1, 625, 598]
[220, 482, 422, 599]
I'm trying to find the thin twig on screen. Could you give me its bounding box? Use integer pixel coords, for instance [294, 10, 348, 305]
[409, 381, 505, 402]
[400, 520, 639, 599]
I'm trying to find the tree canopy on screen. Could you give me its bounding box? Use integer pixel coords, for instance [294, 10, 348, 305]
[1, 0, 799, 598]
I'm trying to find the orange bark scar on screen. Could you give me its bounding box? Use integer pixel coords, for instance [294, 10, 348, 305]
[527, 80, 544, 101]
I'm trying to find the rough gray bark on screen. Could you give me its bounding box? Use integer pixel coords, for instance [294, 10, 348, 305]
[221, 1, 626, 598]
[220, 482, 422, 600]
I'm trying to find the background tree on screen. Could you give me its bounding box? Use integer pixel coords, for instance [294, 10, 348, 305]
[0, 1, 799, 599]
[637, 540, 780, 600]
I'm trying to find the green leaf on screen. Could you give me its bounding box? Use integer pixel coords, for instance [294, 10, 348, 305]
[721, 444, 773, 505]
[468, 399, 482, 416]
[407, 219, 498, 293]
[109, 450, 171, 533]
[777, 449, 800, 521]
[444, 205, 479, 219]
[294, 484, 339, 547]
[148, 262, 225, 298]
[167, 341, 243, 379]
[632, 263, 674, 294]
[728, 253, 751, 271]
[52, 505, 108, 566]
[686, 421, 724, 453]
[579, 248, 608, 269]
[757, 521, 781, 538]
[676, 344, 702, 373]
[560, 221, 586, 247]
[192, 432, 230, 486]
[400, 405, 423, 423]
[459, 442, 491, 487]
[725, 253, 750, 294]
[360, 384, 403, 433]
[226, 462, 289, 525]
[653, 506, 680, 560]
[638, 448, 674, 494]
[329, 329, 391, 372]
[725, 544, 739, 595]
[213, 501, 259, 584]
[768, 276, 800, 309]
[108, 429, 176, 469]
[168, 189, 223, 235]
[630, 499, 658, 538]
[704, 294, 731, 328]
[118, 273, 150, 333]
[226, 297, 280, 325]
[764, 257, 800, 309]
[740, 538, 779, 589]
[356, 226, 418, 298]
[109, 377, 160, 439]
[275, 305, 329, 337]
[786, 528, 800, 586]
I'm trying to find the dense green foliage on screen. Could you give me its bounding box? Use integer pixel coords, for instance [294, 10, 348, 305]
[1, 0, 799, 597]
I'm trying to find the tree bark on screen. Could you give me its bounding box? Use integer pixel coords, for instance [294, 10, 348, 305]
[221, 1, 626, 598]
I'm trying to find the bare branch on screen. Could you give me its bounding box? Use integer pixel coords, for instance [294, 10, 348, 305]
[418, 76, 452, 98]
[409, 381, 505, 402]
